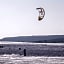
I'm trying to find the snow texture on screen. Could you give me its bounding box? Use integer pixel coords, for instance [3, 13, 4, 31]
[0, 54, 64, 64]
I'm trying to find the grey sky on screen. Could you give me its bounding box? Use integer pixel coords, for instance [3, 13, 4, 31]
[0, 0, 64, 38]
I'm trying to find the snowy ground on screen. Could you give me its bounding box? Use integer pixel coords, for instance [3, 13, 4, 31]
[0, 54, 64, 64]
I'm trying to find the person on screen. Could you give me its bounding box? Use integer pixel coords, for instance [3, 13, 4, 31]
[24, 49, 26, 56]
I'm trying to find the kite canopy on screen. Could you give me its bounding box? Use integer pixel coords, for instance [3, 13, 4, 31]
[36, 7, 45, 21]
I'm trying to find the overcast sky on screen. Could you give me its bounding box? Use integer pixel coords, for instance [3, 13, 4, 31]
[0, 0, 64, 38]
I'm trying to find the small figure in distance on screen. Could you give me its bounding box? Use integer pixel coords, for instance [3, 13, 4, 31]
[24, 49, 26, 56]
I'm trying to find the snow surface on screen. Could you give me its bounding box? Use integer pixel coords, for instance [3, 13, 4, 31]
[0, 54, 64, 64]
